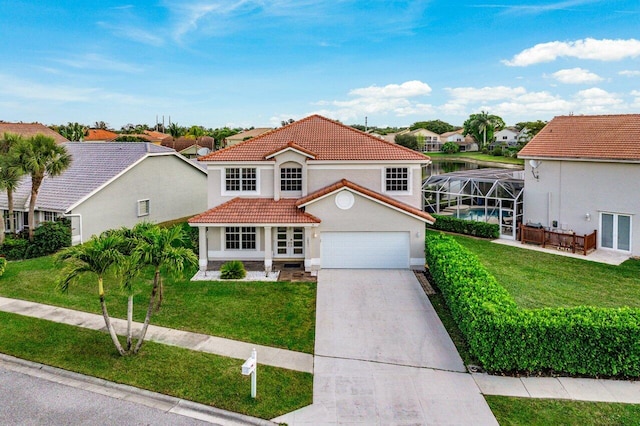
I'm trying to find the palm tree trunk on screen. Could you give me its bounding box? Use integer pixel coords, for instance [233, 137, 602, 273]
[0, 207, 5, 246]
[133, 268, 160, 354]
[7, 189, 14, 235]
[28, 177, 42, 242]
[98, 277, 126, 356]
[126, 295, 133, 351]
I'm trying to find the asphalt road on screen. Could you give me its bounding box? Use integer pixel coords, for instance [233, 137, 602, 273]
[0, 365, 213, 426]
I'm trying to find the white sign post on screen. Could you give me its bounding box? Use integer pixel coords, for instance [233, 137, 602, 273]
[241, 348, 257, 398]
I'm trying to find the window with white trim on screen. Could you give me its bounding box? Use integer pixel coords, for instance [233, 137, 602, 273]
[225, 168, 257, 192]
[225, 226, 256, 250]
[43, 211, 58, 222]
[281, 167, 302, 191]
[385, 167, 409, 192]
[137, 199, 150, 217]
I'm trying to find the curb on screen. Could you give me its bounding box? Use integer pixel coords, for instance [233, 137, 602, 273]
[0, 353, 276, 426]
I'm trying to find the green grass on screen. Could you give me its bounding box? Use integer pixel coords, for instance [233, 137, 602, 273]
[427, 292, 477, 366]
[450, 234, 640, 309]
[486, 396, 640, 425]
[427, 151, 524, 165]
[0, 311, 312, 419]
[0, 256, 316, 353]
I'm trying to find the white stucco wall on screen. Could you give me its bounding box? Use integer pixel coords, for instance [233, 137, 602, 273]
[303, 190, 426, 268]
[523, 159, 640, 256]
[70, 155, 207, 241]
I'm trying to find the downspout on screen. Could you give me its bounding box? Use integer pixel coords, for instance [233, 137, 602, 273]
[63, 213, 83, 245]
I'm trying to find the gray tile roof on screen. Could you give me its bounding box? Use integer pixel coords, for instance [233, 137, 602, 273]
[0, 142, 192, 212]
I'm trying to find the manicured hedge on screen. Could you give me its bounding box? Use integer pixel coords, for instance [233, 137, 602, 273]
[428, 214, 500, 239]
[426, 232, 640, 377]
[0, 218, 71, 260]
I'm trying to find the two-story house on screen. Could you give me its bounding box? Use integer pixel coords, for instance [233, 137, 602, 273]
[189, 115, 435, 272]
[519, 114, 640, 257]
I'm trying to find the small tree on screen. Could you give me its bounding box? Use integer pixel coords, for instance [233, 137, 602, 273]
[56, 234, 128, 355]
[441, 142, 460, 154]
[0, 132, 25, 243]
[394, 134, 419, 151]
[14, 134, 72, 241]
[463, 111, 505, 150]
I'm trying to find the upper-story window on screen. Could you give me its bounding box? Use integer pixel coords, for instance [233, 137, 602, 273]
[281, 167, 302, 191]
[385, 167, 409, 192]
[225, 168, 257, 192]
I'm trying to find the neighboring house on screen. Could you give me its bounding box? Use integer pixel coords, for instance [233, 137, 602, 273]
[405, 128, 442, 153]
[84, 129, 118, 141]
[0, 143, 207, 245]
[161, 136, 216, 158]
[224, 128, 272, 147]
[143, 130, 170, 143]
[189, 115, 435, 272]
[518, 114, 640, 256]
[491, 127, 520, 150]
[0, 122, 69, 144]
[440, 130, 478, 152]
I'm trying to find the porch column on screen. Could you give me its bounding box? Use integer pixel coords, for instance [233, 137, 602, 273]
[198, 226, 208, 272]
[304, 227, 312, 272]
[264, 226, 273, 272]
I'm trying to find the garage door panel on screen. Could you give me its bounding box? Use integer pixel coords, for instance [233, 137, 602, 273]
[321, 232, 409, 269]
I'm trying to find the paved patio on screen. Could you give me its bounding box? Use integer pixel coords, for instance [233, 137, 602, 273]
[493, 238, 630, 265]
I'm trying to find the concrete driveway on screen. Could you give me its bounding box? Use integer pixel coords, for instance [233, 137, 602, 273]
[275, 269, 497, 425]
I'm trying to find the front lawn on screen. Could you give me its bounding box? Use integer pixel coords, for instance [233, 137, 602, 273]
[0, 256, 316, 353]
[486, 396, 640, 425]
[450, 234, 640, 309]
[427, 151, 524, 165]
[0, 311, 312, 419]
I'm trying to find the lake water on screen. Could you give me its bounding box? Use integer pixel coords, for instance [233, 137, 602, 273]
[425, 160, 485, 176]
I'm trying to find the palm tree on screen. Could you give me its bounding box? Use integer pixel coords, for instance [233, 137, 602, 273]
[0, 133, 25, 241]
[56, 234, 128, 356]
[167, 123, 185, 139]
[131, 223, 197, 353]
[14, 134, 72, 241]
[463, 111, 506, 150]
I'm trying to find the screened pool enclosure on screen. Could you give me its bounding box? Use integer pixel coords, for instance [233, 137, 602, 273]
[422, 168, 525, 240]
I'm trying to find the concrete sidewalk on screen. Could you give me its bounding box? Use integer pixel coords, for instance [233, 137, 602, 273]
[473, 372, 640, 404]
[0, 296, 313, 374]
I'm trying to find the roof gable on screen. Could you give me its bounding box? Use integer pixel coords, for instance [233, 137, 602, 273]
[188, 198, 321, 224]
[297, 179, 435, 224]
[0, 122, 69, 143]
[519, 114, 640, 161]
[200, 115, 429, 162]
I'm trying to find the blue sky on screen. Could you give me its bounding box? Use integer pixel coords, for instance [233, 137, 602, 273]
[1, 1, 639, 129]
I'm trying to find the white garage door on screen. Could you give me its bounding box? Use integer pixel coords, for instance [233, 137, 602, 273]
[321, 232, 410, 269]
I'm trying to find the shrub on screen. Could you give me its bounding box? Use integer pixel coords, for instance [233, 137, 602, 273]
[425, 232, 640, 377]
[492, 146, 503, 156]
[220, 260, 246, 280]
[0, 257, 6, 276]
[0, 237, 29, 260]
[428, 214, 499, 239]
[441, 142, 460, 154]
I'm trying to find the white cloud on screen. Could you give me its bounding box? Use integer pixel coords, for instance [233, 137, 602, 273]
[445, 86, 527, 103]
[551, 67, 603, 84]
[473, 0, 603, 15]
[619, 70, 640, 77]
[503, 38, 640, 67]
[97, 21, 165, 47]
[54, 53, 144, 73]
[573, 87, 624, 113]
[307, 80, 433, 123]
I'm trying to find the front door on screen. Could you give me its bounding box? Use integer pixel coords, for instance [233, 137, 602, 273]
[274, 227, 304, 258]
[601, 213, 631, 252]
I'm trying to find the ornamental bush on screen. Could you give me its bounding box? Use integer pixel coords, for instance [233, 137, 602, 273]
[0, 218, 71, 260]
[220, 260, 246, 280]
[428, 214, 500, 239]
[441, 142, 460, 154]
[0, 257, 6, 276]
[426, 232, 640, 377]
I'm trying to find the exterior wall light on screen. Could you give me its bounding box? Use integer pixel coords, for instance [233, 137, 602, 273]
[585, 213, 591, 221]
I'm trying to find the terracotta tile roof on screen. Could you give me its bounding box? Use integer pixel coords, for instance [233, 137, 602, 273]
[518, 114, 640, 161]
[188, 198, 321, 224]
[144, 130, 169, 140]
[200, 115, 429, 162]
[265, 141, 317, 159]
[296, 179, 435, 224]
[161, 136, 215, 152]
[0, 122, 69, 143]
[85, 129, 118, 141]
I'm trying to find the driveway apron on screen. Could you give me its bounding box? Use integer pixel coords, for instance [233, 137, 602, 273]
[274, 269, 497, 425]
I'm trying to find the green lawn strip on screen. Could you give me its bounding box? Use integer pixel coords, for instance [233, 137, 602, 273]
[486, 396, 640, 426]
[0, 257, 316, 353]
[0, 311, 312, 420]
[450, 234, 640, 309]
[427, 152, 524, 165]
[427, 292, 478, 366]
